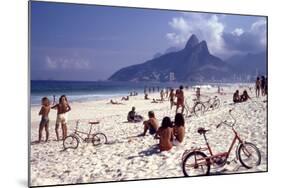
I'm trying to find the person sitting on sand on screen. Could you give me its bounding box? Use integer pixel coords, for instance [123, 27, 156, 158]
[173, 113, 185, 145]
[144, 93, 149, 100]
[175, 85, 185, 114]
[141, 111, 159, 136]
[169, 89, 175, 110]
[151, 98, 158, 103]
[52, 95, 71, 141]
[37, 97, 51, 143]
[121, 96, 129, 101]
[233, 90, 240, 103]
[127, 107, 143, 123]
[155, 117, 173, 152]
[240, 90, 251, 102]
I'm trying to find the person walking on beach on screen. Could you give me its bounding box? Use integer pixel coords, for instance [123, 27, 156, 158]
[255, 76, 261, 98]
[175, 85, 185, 114]
[169, 89, 175, 109]
[261, 76, 266, 96]
[196, 87, 201, 101]
[155, 117, 173, 152]
[160, 90, 164, 101]
[52, 95, 71, 141]
[141, 111, 159, 136]
[173, 113, 185, 145]
[37, 97, 51, 143]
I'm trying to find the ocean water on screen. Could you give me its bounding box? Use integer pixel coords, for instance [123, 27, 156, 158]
[30, 80, 245, 106]
[30, 80, 181, 106]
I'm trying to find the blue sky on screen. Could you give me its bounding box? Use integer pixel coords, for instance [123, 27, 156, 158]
[30, 1, 267, 81]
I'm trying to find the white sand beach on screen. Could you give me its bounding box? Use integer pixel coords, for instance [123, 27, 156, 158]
[30, 84, 267, 186]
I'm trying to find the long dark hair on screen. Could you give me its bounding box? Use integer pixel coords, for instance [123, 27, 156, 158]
[175, 113, 185, 127]
[161, 117, 173, 128]
[59, 95, 68, 103]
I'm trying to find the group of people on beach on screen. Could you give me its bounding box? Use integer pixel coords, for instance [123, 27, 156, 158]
[36, 95, 71, 143]
[140, 111, 185, 151]
[255, 76, 268, 98]
[233, 89, 251, 103]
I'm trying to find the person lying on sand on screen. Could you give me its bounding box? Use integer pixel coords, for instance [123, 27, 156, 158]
[109, 99, 124, 105]
[37, 97, 51, 143]
[127, 106, 143, 123]
[155, 117, 173, 152]
[233, 90, 240, 103]
[121, 96, 129, 101]
[240, 90, 251, 102]
[140, 111, 159, 136]
[172, 113, 185, 146]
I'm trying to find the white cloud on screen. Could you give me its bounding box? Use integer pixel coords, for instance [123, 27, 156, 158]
[45, 56, 90, 70]
[166, 14, 267, 58]
[232, 28, 244, 36]
[166, 14, 227, 57]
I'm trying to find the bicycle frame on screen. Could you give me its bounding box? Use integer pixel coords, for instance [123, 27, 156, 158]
[190, 126, 244, 167]
[71, 121, 97, 142]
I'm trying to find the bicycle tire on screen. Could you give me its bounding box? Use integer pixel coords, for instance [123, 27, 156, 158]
[92, 133, 108, 146]
[63, 135, 79, 150]
[193, 102, 205, 117]
[182, 151, 210, 177]
[213, 99, 220, 109]
[238, 142, 261, 169]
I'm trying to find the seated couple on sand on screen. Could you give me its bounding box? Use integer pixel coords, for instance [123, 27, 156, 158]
[140, 112, 185, 152]
[127, 107, 144, 123]
[233, 90, 251, 103]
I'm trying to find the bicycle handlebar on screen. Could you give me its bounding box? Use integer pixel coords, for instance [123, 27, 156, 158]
[216, 109, 237, 129]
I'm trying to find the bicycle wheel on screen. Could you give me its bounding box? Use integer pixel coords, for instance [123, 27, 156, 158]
[92, 133, 108, 146]
[63, 135, 79, 150]
[182, 151, 210, 177]
[238, 142, 261, 169]
[193, 102, 205, 117]
[213, 99, 220, 109]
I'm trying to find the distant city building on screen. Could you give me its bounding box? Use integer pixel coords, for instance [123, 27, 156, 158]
[169, 72, 175, 81]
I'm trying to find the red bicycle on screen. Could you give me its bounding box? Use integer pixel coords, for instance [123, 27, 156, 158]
[182, 109, 261, 176]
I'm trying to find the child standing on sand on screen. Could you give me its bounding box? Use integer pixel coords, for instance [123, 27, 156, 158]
[38, 97, 51, 143]
[52, 95, 71, 141]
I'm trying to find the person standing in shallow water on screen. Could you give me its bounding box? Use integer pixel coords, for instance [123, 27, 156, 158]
[255, 76, 261, 98]
[52, 95, 71, 141]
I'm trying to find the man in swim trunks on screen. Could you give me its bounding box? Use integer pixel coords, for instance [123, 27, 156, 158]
[176, 85, 185, 114]
[141, 111, 159, 136]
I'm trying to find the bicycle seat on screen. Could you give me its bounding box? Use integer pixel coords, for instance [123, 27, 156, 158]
[89, 121, 100, 125]
[197, 127, 209, 135]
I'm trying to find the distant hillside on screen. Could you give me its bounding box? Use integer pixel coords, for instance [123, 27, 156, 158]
[226, 51, 267, 76]
[108, 34, 266, 82]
